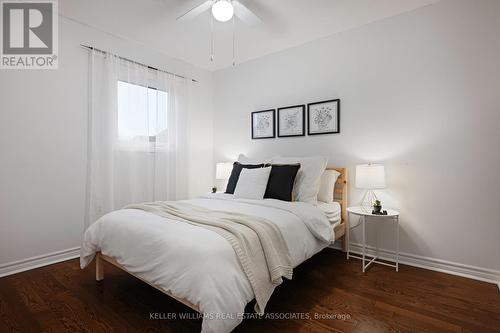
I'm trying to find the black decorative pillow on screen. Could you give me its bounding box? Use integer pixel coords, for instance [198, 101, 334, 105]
[264, 164, 301, 201]
[225, 162, 265, 194]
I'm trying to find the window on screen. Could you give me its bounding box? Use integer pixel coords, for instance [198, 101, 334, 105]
[117, 81, 168, 142]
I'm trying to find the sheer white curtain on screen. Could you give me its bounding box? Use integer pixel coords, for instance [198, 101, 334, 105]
[84, 49, 191, 229]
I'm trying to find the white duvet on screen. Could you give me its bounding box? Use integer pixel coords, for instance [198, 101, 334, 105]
[80, 193, 331, 333]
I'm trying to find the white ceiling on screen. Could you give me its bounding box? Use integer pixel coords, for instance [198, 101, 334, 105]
[60, 0, 439, 71]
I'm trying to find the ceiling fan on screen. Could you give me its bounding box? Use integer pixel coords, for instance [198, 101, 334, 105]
[177, 0, 261, 25]
[177, 0, 262, 65]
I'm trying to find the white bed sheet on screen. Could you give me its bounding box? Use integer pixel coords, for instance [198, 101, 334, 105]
[80, 194, 331, 333]
[316, 201, 342, 224]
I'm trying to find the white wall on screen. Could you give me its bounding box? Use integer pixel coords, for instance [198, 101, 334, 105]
[213, 0, 500, 273]
[0, 16, 214, 268]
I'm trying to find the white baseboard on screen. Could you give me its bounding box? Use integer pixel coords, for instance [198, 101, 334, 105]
[0, 247, 80, 278]
[331, 242, 500, 286]
[2, 244, 499, 290]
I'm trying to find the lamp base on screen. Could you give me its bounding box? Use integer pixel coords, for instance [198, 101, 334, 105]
[360, 190, 378, 213]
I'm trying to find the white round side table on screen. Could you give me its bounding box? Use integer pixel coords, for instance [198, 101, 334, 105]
[346, 206, 400, 272]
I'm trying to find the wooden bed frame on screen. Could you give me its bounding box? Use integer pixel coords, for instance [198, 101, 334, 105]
[95, 166, 348, 313]
[328, 167, 348, 251]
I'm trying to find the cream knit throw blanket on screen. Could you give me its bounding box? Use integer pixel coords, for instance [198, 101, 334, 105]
[124, 201, 293, 314]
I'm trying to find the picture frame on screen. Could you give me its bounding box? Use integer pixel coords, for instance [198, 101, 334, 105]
[251, 109, 275, 139]
[307, 99, 340, 135]
[277, 105, 305, 137]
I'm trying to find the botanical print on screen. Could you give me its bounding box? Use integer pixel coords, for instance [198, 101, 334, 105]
[308, 100, 339, 135]
[284, 110, 299, 131]
[313, 106, 333, 130]
[256, 114, 271, 133]
[278, 106, 304, 137]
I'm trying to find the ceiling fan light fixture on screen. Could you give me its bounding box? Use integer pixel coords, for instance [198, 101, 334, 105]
[212, 0, 234, 22]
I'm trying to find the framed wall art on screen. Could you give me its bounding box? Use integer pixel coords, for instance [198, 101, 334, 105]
[307, 99, 340, 135]
[251, 109, 275, 139]
[277, 105, 305, 137]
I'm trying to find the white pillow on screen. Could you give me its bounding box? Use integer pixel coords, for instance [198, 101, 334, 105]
[317, 169, 341, 203]
[272, 156, 328, 204]
[233, 167, 272, 200]
[237, 153, 271, 164]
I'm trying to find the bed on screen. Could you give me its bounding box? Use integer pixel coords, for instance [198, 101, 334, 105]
[80, 167, 347, 333]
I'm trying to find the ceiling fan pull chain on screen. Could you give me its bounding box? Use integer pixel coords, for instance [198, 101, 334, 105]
[210, 13, 214, 62]
[232, 14, 235, 66]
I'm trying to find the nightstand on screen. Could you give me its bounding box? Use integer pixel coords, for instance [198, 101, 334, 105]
[346, 206, 400, 272]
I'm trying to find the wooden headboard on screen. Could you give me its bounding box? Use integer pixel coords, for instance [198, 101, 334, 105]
[326, 167, 348, 250]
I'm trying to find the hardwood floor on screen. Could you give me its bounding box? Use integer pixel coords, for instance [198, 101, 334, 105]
[1, 249, 499, 333]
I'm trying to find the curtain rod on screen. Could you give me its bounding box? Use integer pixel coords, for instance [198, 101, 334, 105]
[80, 44, 199, 83]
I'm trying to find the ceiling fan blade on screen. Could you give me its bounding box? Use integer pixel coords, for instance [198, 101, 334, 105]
[177, 0, 213, 21]
[233, 0, 262, 26]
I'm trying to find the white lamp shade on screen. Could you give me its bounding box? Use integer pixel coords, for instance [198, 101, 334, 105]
[216, 162, 233, 180]
[355, 164, 386, 189]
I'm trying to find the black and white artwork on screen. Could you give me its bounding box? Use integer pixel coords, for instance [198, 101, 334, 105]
[251, 109, 275, 139]
[307, 99, 340, 135]
[277, 105, 305, 137]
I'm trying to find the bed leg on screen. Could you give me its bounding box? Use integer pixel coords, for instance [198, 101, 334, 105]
[96, 253, 104, 281]
[341, 235, 347, 252]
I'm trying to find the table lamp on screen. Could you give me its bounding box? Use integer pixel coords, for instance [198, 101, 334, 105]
[355, 163, 386, 212]
[214, 162, 233, 192]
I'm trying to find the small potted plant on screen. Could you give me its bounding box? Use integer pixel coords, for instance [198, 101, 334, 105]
[372, 200, 382, 214]
[212, 186, 217, 193]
